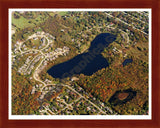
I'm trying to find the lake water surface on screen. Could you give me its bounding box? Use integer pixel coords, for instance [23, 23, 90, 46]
[122, 59, 133, 66]
[47, 33, 117, 79]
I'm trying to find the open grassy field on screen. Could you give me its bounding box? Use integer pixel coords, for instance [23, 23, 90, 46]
[12, 13, 49, 29]
[58, 11, 68, 16]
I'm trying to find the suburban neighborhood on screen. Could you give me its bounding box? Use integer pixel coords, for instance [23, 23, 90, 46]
[11, 10, 149, 116]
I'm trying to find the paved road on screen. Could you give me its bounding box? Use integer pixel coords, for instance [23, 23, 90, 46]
[105, 12, 148, 35]
[13, 31, 117, 115]
[12, 12, 148, 115]
[121, 11, 147, 24]
[62, 84, 107, 114]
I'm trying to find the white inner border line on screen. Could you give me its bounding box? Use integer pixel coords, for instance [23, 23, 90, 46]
[8, 8, 152, 120]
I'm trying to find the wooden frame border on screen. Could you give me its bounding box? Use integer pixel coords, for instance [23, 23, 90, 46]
[0, 0, 160, 128]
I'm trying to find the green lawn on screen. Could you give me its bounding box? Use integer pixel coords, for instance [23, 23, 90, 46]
[58, 11, 68, 16]
[12, 14, 49, 29]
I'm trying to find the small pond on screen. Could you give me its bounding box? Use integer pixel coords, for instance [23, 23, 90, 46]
[122, 59, 133, 67]
[108, 89, 137, 106]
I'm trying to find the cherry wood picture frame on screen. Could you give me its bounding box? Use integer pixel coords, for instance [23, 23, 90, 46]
[0, 0, 160, 128]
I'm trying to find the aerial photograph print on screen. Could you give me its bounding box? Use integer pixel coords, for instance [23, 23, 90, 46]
[9, 9, 151, 119]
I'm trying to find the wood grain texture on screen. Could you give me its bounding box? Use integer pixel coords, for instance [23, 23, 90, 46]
[0, 0, 160, 128]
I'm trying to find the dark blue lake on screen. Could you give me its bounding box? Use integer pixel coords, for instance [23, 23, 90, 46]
[47, 33, 117, 79]
[122, 59, 133, 67]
